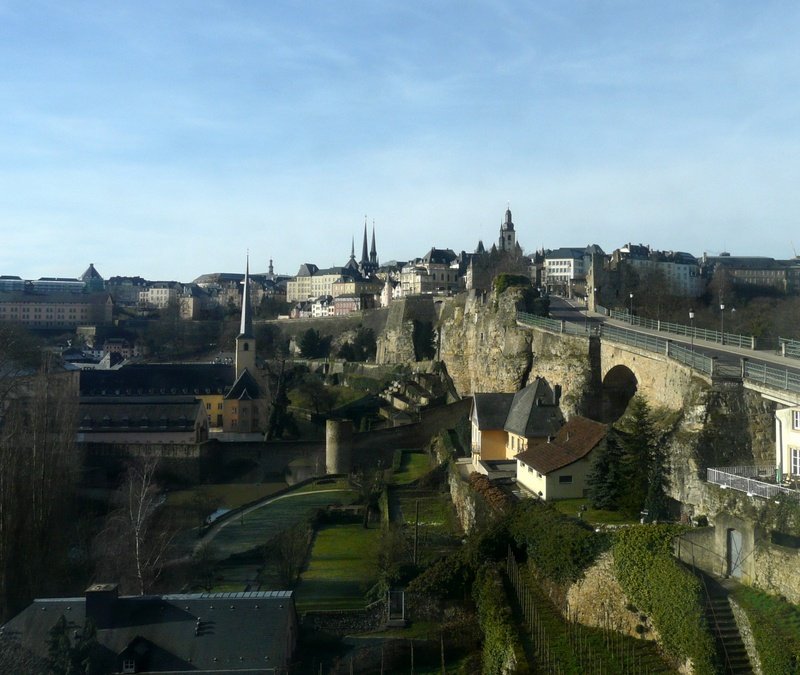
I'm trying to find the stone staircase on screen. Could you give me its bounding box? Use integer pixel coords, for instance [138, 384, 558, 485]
[699, 574, 754, 674]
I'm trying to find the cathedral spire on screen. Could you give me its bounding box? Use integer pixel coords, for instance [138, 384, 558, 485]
[361, 216, 369, 264]
[370, 221, 377, 264]
[350, 236, 356, 260]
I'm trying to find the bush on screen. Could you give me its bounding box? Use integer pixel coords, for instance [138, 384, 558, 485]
[613, 525, 716, 673]
[473, 565, 529, 674]
[508, 499, 608, 585]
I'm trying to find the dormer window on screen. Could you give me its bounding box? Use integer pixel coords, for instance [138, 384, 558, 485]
[122, 658, 136, 674]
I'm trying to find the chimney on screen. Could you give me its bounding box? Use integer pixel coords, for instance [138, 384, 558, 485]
[85, 583, 119, 628]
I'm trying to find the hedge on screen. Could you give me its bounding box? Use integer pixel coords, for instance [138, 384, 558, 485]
[473, 565, 529, 675]
[613, 525, 716, 674]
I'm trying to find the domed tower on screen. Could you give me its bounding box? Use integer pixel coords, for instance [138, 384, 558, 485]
[499, 205, 516, 253]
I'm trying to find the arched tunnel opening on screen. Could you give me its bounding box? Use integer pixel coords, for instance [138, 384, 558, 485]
[601, 365, 638, 422]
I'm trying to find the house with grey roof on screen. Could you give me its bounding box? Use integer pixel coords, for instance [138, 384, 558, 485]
[1, 584, 297, 674]
[470, 378, 564, 471]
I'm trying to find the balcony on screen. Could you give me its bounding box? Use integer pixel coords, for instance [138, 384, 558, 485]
[707, 465, 800, 502]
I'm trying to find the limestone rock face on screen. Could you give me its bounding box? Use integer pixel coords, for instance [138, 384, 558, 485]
[566, 550, 659, 641]
[437, 289, 532, 396]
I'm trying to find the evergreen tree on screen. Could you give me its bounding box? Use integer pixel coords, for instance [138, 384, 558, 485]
[618, 396, 658, 519]
[644, 440, 671, 522]
[586, 432, 625, 510]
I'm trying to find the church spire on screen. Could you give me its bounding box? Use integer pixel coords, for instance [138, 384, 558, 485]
[370, 221, 377, 264]
[239, 254, 253, 338]
[350, 236, 356, 260]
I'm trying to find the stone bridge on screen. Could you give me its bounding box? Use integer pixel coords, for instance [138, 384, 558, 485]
[516, 314, 800, 421]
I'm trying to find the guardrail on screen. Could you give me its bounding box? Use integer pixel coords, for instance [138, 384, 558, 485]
[742, 360, 800, 394]
[779, 337, 800, 360]
[609, 309, 758, 349]
[594, 304, 609, 316]
[707, 466, 800, 502]
[516, 312, 595, 337]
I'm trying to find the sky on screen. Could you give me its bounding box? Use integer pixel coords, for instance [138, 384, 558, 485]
[2, 1, 800, 282]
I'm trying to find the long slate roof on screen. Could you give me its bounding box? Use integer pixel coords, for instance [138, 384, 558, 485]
[517, 416, 607, 474]
[78, 397, 204, 431]
[80, 364, 235, 397]
[2, 590, 295, 674]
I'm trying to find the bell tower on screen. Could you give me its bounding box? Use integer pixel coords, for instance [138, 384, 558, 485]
[499, 205, 516, 253]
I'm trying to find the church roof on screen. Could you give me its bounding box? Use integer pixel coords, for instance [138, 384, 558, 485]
[225, 369, 261, 400]
[80, 364, 235, 397]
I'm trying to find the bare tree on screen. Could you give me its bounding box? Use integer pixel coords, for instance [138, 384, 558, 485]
[97, 458, 174, 595]
[0, 352, 79, 620]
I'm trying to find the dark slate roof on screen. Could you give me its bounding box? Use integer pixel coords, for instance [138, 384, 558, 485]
[421, 248, 458, 265]
[472, 393, 514, 430]
[2, 590, 295, 674]
[517, 416, 607, 474]
[79, 364, 235, 397]
[80, 263, 103, 281]
[78, 397, 203, 431]
[504, 379, 563, 438]
[224, 369, 261, 400]
[295, 263, 319, 277]
[545, 247, 586, 260]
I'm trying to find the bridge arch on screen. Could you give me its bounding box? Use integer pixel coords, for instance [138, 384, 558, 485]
[601, 364, 638, 422]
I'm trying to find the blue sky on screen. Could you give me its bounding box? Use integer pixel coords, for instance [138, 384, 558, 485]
[2, 1, 799, 281]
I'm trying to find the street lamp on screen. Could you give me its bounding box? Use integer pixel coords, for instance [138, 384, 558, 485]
[720, 303, 725, 344]
[689, 309, 695, 362]
[629, 292, 634, 323]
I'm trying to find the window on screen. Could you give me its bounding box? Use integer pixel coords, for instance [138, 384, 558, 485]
[206, 403, 211, 410]
[122, 659, 136, 674]
[792, 448, 800, 476]
[558, 475, 573, 484]
[793, 410, 800, 430]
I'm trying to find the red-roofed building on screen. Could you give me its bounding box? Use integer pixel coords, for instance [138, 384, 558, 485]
[515, 416, 608, 500]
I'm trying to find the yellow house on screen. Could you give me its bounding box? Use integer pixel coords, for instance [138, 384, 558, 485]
[516, 417, 608, 500]
[471, 393, 514, 467]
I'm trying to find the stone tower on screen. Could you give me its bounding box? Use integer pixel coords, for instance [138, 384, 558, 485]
[498, 206, 516, 253]
[235, 256, 256, 378]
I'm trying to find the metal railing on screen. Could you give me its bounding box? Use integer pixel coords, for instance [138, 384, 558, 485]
[742, 360, 800, 394]
[666, 341, 715, 376]
[707, 466, 800, 502]
[601, 323, 667, 353]
[594, 304, 609, 316]
[516, 312, 595, 337]
[779, 337, 800, 360]
[609, 309, 757, 349]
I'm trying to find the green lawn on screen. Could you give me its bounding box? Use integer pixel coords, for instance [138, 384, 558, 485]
[166, 482, 287, 510]
[391, 451, 432, 485]
[552, 498, 637, 525]
[294, 523, 381, 612]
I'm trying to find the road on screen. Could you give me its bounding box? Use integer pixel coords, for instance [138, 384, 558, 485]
[546, 295, 800, 381]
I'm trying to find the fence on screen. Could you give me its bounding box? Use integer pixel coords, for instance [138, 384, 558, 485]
[516, 311, 595, 337]
[609, 309, 757, 349]
[505, 550, 664, 674]
[780, 337, 800, 360]
[707, 466, 800, 502]
[742, 360, 800, 394]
